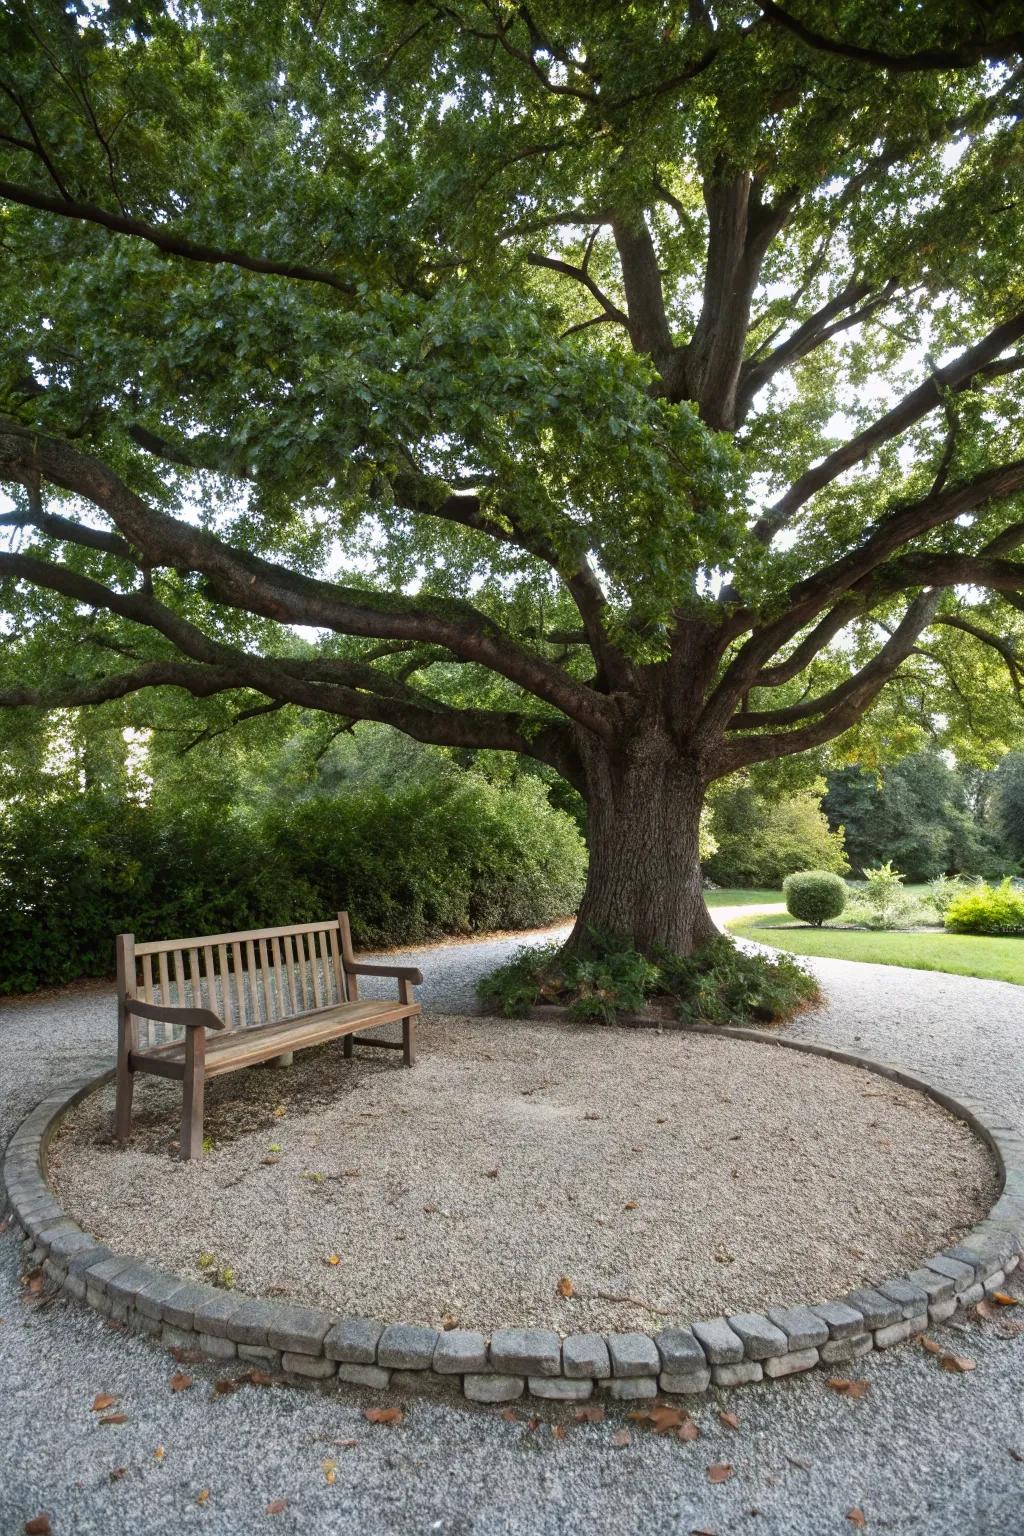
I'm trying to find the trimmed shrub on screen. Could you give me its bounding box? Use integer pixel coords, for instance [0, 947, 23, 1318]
[944, 879, 1024, 936]
[0, 772, 586, 993]
[477, 932, 819, 1026]
[783, 869, 848, 926]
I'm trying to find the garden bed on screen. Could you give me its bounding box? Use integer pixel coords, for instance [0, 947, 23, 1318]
[48, 1014, 997, 1333]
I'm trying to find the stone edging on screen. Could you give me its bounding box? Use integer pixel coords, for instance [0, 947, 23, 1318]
[3, 1032, 1024, 1405]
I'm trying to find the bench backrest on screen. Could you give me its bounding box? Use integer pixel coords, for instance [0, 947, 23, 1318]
[118, 915, 355, 1049]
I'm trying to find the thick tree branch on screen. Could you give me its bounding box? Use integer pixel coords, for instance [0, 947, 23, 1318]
[757, 2, 1024, 72]
[755, 309, 1024, 540]
[0, 180, 358, 294]
[934, 613, 1023, 702]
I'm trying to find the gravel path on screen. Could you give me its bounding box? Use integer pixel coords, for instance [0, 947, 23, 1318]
[3, 911, 1024, 1534]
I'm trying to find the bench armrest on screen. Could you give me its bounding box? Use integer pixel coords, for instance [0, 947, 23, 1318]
[345, 962, 423, 986]
[125, 998, 226, 1031]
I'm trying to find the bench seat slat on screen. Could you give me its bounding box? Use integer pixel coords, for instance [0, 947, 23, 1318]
[131, 998, 419, 1078]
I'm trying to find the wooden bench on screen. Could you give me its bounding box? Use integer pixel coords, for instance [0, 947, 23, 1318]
[114, 913, 421, 1160]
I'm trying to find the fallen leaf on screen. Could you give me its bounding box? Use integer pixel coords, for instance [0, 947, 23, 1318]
[552, 1424, 568, 1440]
[629, 1404, 687, 1434]
[992, 1291, 1018, 1307]
[266, 1499, 287, 1515]
[677, 1420, 700, 1442]
[526, 1416, 540, 1431]
[273, 1105, 286, 1118]
[1009, 1447, 1023, 1462]
[332, 1438, 358, 1449]
[920, 1335, 942, 1354]
[214, 1378, 242, 1396]
[27, 1272, 44, 1296]
[322, 1458, 337, 1485]
[196, 1490, 210, 1507]
[169, 1345, 203, 1364]
[364, 1406, 403, 1425]
[611, 1428, 631, 1447]
[169, 1372, 193, 1393]
[485, 1168, 499, 1179]
[325, 1254, 341, 1266]
[826, 1377, 870, 1399]
[846, 1511, 866, 1528]
[786, 1454, 812, 1469]
[91, 1393, 119, 1412]
[247, 1369, 273, 1387]
[575, 1406, 605, 1424]
[583, 1112, 601, 1121]
[707, 1463, 733, 1484]
[939, 1353, 976, 1373]
[719, 1411, 740, 1431]
[110, 1468, 127, 1482]
[623, 1201, 639, 1210]
[500, 1408, 519, 1422]
[153, 1446, 165, 1463]
[24, 1517, 50, 1535]
[556, 1276, 575, 1298]
[975, 1299, 996, 1320]
[441, 1314, 459, 1330]
[99, 1413, 129, 1425]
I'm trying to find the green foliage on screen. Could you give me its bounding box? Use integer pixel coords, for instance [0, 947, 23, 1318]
[707, 782, 847, 887]
[823, 752, 1013, 881]
[0, 772, 585, 993]
[944, 879, 1024, 937]
[783, 870, 848, 927]
[477, 933, 818, 1027]
[928, 874, 973, 915]
[992, 754, 1024, 869]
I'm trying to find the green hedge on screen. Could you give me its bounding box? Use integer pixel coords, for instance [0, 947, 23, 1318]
[944, 879, 1024, 937]
[0, 773, 587, 993]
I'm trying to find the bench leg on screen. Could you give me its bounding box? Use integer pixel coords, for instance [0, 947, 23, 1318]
[402, 1016, 416, 1067]
[343, 1034, 354, 1059]
[114, 1060, 134, 1143]
[180, 1029, 206, 1161]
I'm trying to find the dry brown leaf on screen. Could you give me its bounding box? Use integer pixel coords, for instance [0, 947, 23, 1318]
[846, 1511, 866, 1529]
[975, 1299, 996, 1321]
[826, 1377, 870, 1399]
[326, 1254, 341, 1266]
[110, 1468, 127, 1482]
[153, 1446, 165, 1463]
[273, 1105, 286, 1118]
[786, 1454, 812, 1469]
[24, 1517, 51, 1535]
[169, 1345, 203, 1364]
[261, 1156, 280, 1166]
[266, 1500, 287, 1515]
[629, 1404, 687, 1434]
[939, 1353, 976, 1373]
[623, 1201, 639, 1210]
[213, 1378, 242, 1396]
[552, 1424, 568, 1440]
[441, 1314, 459, 1331]
[323, 1458, 337, 1485]
[707, 1463, 733, 1484]
[719, 1411, 740, 1431]
[91, 1392, 119, 1412]
[583, 1112, 601, 1121]
[575, 1406, 605, 1424]
[1008, 1448, 1023, 1462]
[196, 1490, 210, 1507]
[920, 1336, 942, 1354]
[485, 1168, 499, 1179]
[500, 1408, 519, 1422]
[992, 1291, 1018, 1306]
[332, 1438, 358, 1449]
[364, 1406, 403, 1425]
[169, 1372, 193, 1392]
[99, 1413, 129, 1425]
[677, 1420, 700, 1443]
[611, 1428, 632, 1447]
[526, 1416, 540, 1431]
[247, 1369, 273, 1387]
[556, 1276, 575, 1298]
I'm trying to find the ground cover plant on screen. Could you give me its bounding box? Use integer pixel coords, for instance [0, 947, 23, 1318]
[2, 4, 1024, 1012]
[477, 931, 819, 1025]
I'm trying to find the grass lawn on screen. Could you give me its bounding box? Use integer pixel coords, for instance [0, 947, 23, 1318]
[703, 888, 784, 907]
[729, 911, 1024, 986]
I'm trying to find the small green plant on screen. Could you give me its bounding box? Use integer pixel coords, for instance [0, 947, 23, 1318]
[945, 879, 1024, 936]
[783, 870, 848, 926]
[197, 1251, 216, 1270]
[213, 1266, 235, 1290]
[202, 1136, 215, 1154]
[928, 874, 972, 915]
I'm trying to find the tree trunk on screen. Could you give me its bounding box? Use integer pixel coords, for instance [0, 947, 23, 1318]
[565, 733, 719, 959]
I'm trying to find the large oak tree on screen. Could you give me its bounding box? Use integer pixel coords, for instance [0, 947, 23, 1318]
[2, 0, 1024, 957]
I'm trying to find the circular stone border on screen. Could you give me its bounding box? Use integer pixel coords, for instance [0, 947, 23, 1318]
[4, 1027, 1024, 1405]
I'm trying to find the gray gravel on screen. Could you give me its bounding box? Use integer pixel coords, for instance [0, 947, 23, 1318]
[3, 915, 1024, 1534]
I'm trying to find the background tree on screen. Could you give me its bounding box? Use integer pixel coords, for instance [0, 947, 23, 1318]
[2, 1, 1024, 962]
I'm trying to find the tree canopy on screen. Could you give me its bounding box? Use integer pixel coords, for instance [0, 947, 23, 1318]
[2, 0, 1024, 954]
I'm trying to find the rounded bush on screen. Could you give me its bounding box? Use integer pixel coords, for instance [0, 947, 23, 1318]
[944, 878, 1024, 936]
[783, 869, 848, 927]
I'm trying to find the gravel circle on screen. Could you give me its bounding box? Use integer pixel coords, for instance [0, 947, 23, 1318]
[50, 1015, 996, 1331]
